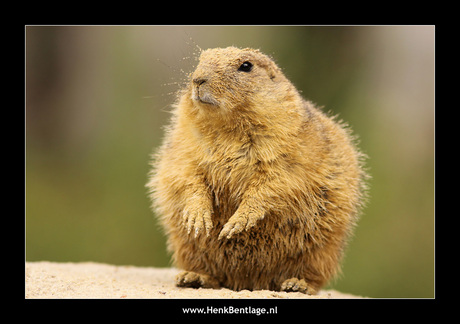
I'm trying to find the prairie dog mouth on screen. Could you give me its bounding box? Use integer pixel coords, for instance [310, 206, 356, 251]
[192, 87, 219, 106]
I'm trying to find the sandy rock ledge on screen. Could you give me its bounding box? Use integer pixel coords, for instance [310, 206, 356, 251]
[25, 261, 365, 299]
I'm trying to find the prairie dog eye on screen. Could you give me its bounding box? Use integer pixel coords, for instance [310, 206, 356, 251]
[238, 61, 253, 72]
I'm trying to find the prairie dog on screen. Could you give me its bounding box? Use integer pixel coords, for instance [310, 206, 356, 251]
[147, 46, 368, 294]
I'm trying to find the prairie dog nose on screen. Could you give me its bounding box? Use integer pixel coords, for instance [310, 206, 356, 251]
[193, 77, 207, 86]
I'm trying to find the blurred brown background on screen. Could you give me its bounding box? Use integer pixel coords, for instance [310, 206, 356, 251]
[26, 25, 434, 298]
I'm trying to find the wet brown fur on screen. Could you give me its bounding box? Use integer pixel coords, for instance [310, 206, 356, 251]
[147, 47, 368, 294]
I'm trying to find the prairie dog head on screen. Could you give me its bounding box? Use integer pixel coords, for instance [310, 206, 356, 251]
[188, 47, 295, 114]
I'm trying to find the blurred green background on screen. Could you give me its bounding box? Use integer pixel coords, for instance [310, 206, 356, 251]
[26, 26, 434, 298]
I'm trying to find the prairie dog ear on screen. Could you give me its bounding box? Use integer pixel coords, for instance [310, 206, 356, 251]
[268, 67, 277, 80]
[264, 58, 281, 81]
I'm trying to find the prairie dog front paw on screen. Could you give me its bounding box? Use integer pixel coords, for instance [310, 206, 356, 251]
[218, 206, 264, 240]
[182, 204, 213, 237]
